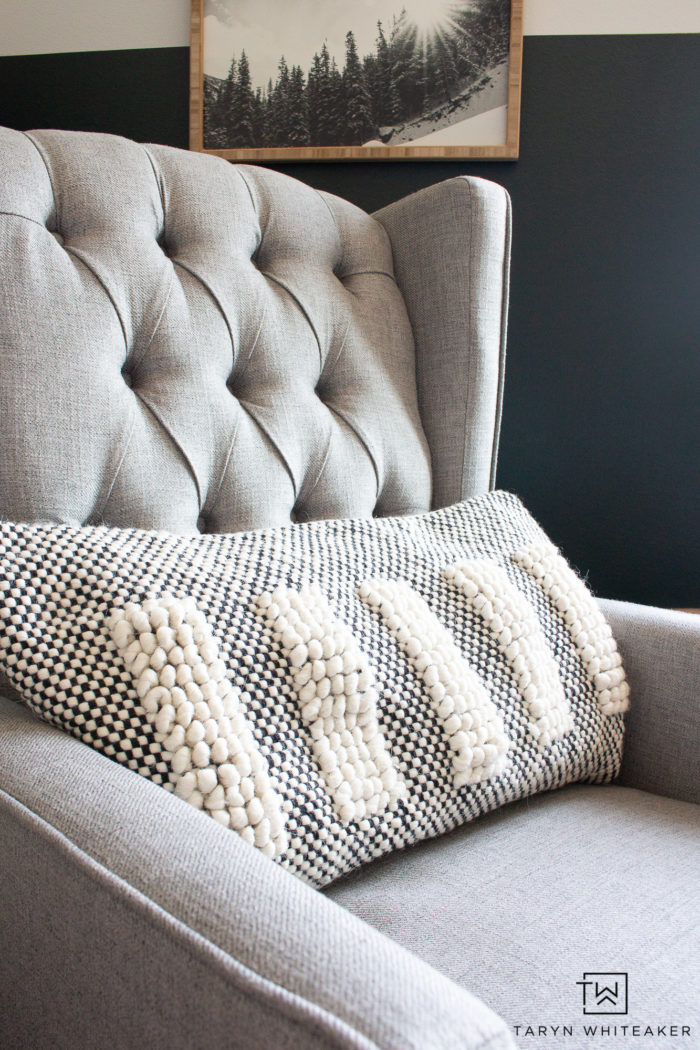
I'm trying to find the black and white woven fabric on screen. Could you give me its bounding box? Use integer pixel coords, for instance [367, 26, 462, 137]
[0, 491, 629, 887]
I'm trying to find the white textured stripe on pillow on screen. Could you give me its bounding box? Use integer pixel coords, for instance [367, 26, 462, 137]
[255, 585, 404, 826]
[511, 543, 631, 716]
[443, 562, 574, 749]
[357, 578, 510, 786]
[109, 596, 288, 857]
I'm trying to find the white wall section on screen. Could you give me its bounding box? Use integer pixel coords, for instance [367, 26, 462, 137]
[2, 0, 698, 58]
[523, 0, 700, 36]
[1, 0, 191, 56]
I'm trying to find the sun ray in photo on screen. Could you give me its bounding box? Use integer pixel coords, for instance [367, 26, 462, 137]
[399, 0, 463, 46]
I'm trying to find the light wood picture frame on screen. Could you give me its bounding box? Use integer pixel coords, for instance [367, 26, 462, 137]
[190, 0, 523, 161]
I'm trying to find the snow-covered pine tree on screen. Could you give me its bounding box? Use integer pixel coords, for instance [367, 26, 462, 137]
[433, 33, 461, 103]
[287, 65, 310, 146]
[454, 0, 509, 80]
[230, 50, 256, 147]
[327, 55, 345, 144]
[306, 52, 321, 144]
[210, 56, 236, 146]
[261, 78, 275, 147]
[421, 39, 440, 111]
[389, 10, 418, 122]
[342, 30, 374, 145]
[362, 51, 381, 129]
[312, 44, 335, 145]
[404, 25, 425, 117]
[375, 21, 400, 127]
[473, 0, 510, 65]
[203, 76, 224, 147]
[270, 57, 291, 147]
[253, 87, 266, 146]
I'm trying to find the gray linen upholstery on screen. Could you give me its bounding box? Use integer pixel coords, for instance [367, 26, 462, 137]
[0, 696, 515, 1050]
[599, 599, 700, 804]
[374, 177, 511, 507]
[0, 126, 520, 1050]
[327, 784, 700, 1050]
[0, 126, 431, 531]
[1, 126, 697, 1050]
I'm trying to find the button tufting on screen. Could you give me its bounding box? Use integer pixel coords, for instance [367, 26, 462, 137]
[0, 135, 432, 535]
[226, 375, 241, 400]
[291, 505, 312, 524]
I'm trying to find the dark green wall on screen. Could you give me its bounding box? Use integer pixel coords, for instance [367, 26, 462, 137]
[2, 35, 698, 606]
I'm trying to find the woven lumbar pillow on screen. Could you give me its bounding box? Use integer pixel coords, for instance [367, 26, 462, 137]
[0, 491, 629, 887]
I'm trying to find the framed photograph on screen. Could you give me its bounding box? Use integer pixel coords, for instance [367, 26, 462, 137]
[189, 0, 523, 161]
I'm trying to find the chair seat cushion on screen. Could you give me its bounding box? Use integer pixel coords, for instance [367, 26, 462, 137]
[326, 784, 700, 1049]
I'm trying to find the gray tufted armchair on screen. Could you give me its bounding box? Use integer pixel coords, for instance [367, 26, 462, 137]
[0, 128, 698, 1050]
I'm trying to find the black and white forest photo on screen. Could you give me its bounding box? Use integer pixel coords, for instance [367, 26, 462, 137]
[192, 0, 522, 159]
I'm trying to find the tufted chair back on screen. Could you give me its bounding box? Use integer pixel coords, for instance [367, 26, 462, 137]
[0, 128, 510, 535]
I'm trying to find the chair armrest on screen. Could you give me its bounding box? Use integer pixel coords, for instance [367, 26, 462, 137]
[0, 697, 515, 1050]
[599, 599, 700, 804]
[374, 177, 511, 506]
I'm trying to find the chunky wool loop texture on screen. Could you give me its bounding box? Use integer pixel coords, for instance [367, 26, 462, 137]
[0, 491, 630, 887]
[109, 596, 287, 857]
[255, 585, 404, 826]
[443, 562, 574, 749]
[512, 543, 631, 716]
[357, 578, 510, 786]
